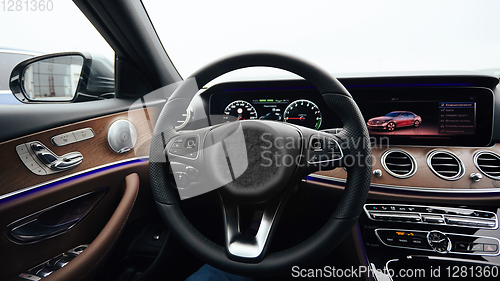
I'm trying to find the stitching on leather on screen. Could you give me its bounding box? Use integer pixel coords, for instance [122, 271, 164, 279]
[77, 178, 139, 281]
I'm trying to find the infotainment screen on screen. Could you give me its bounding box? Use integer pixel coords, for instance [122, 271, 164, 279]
[353, 87, 494, 146]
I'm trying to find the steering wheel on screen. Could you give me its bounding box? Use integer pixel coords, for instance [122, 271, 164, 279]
[149, 52, 372, 277]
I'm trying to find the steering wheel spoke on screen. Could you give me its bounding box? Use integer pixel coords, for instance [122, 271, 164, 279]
[220, 191, 285, 260]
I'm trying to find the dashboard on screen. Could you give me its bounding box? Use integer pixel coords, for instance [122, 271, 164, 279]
[195, 75, 500, 279]
[180, 75, 500, 191]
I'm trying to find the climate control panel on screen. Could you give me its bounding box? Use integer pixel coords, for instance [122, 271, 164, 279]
[375, 229, 500, 256]
[364, 204, 498, 229]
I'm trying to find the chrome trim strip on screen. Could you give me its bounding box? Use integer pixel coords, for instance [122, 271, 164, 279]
[373, 261, 394, 281]
[0, 156, 149, 201]
[381, 149, 417, 179]
[375, 228, 500, 257]
[473, 150, 500, 180]
[307, 173, 500, 193]
[426, 150, 465, 181]
[384, 259, 399, 281]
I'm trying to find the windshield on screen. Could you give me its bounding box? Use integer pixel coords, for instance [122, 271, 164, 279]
[143, 0, 500, 79]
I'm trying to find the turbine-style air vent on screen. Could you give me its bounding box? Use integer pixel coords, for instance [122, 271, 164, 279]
[381, 149, 417, 178]
[474, 151, 500, 180]
[427, 151, 464, 181]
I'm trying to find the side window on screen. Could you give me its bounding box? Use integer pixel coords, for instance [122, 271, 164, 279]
[0, 2, 114, 105]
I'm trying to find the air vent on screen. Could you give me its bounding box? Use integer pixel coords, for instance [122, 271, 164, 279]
[474, 151, 500, 180]
[381, 149, 417, 178]
[427, 151, 464, 181]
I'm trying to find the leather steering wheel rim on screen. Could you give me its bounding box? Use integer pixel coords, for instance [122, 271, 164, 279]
[149, 52, 372, 277]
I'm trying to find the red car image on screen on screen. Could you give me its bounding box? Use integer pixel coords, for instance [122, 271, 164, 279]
[367, 111, 422, 131]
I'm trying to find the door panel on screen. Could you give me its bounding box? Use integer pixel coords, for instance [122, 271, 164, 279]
[0, 104, 161, 280]
[0, 160, 151, 280]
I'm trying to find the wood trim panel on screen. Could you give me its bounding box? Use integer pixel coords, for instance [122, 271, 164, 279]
[0, 107, 159, 197]
[314, 145, 500, 190]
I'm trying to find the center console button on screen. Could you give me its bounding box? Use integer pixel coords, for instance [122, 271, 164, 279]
[411, 238, 424, 246]
[484, 244, 498, 252]
[382, 236, 395, 244]
[397, 238, 409, 244]
[422, 215, 444, 223]
[476, 221, 496, 228]
[399, 214, 421, 222]
[455, 242, 470, 251]
[444, 217, 460, 225]
[469, 243, 483, 252]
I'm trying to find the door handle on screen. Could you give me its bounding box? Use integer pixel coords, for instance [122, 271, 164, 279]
[6, 189, 106, 244]
[10, 219, 80, 242]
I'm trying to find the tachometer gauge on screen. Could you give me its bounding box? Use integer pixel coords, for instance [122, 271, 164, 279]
[223, 100, 258, 122]
[283, 99, 322, 129]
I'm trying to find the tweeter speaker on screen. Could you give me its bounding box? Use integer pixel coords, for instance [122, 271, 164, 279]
[107, 119, 137, 153]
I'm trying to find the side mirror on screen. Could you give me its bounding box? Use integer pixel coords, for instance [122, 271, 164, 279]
[10, 52, 114, 103]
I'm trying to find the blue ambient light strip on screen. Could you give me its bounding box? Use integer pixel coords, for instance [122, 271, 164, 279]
[223, 83, 474, 92]
[0, 158, 147, 204]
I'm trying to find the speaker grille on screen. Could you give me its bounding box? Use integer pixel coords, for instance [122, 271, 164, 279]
[474, 151, 500, 180]
[427, 151, 464, 181]
[381, 149, 417, 178]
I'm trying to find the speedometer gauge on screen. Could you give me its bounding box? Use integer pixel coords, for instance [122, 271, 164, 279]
[284, 99, 322, 130]
[223, 100, 258, 122]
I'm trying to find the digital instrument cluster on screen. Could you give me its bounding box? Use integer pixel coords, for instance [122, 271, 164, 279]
[222, 98, 323, 130]
[207, 82, 339, 130]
